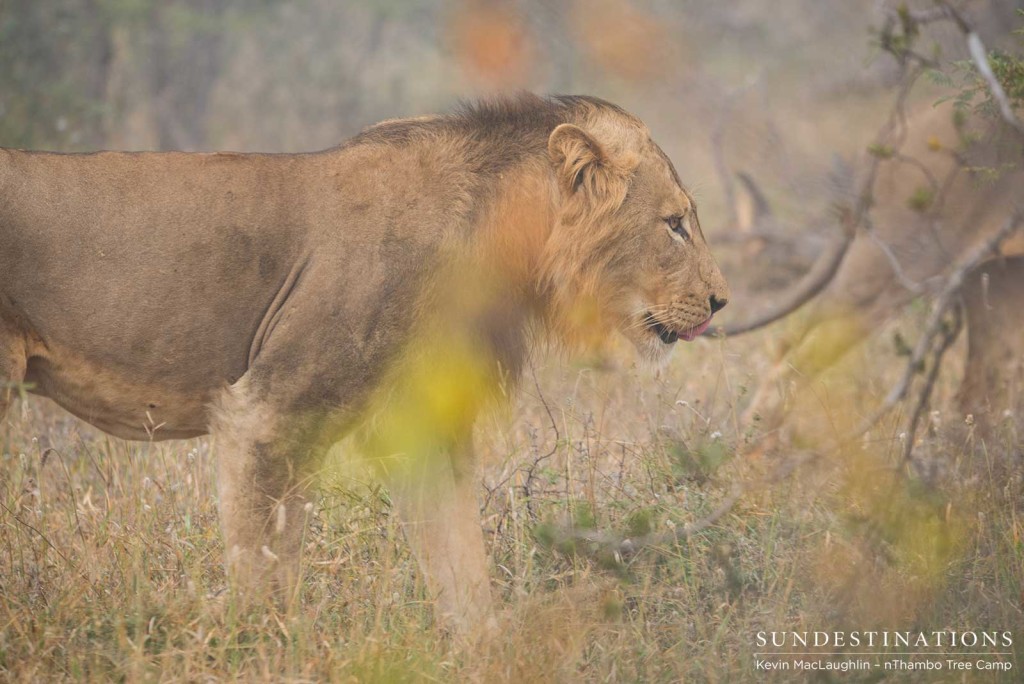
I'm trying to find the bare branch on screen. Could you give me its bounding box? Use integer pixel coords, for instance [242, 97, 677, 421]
[850, 209, 1022, 439]
[708, 64, 927, 339]
[704, 222, 855, 337]
[901, 304, 962, 462]
[863, 218, 927, 294]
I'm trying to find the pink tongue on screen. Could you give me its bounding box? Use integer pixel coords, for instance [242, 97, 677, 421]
[681, 318, 712, 342]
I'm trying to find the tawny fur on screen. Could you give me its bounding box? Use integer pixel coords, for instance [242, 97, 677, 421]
[0, 94, 729, 632]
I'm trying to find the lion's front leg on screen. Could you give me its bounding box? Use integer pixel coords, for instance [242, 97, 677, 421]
[382, 440, 494, 634]
[215, 438, 318, 603]
[211, 379, 321, 604]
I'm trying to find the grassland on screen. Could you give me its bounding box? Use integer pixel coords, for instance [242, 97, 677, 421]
[1, 318, 1021, 682]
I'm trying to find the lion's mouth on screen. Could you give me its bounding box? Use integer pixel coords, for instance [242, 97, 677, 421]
[643, 313, 713, 344]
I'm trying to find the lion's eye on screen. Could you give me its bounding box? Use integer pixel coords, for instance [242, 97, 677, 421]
[666, 215, 690, 241]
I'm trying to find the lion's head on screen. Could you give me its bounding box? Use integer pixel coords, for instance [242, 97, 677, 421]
[540, 101, 730, 362]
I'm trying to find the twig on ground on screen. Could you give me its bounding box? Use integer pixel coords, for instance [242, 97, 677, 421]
[521, 360, 560, 521]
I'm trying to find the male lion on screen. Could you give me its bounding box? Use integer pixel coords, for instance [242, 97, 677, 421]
[0, 94, 729, 632]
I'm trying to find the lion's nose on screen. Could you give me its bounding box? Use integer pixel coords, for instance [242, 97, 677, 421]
[709, 295, 728, 314]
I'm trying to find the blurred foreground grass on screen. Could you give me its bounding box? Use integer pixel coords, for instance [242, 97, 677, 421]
[1, 326, 1022, 682]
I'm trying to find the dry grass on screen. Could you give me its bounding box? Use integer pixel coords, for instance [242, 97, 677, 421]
[1, 325, 1022, 682]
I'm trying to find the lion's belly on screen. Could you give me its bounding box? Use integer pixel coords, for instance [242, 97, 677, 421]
[24, 340, 212, 441]
[7, 274, 269, 440]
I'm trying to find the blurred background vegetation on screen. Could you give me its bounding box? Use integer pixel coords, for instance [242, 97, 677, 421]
[0, 2, 1009, 201]
[2, 1, 1023, 681]
[2, 0, 1020, 291]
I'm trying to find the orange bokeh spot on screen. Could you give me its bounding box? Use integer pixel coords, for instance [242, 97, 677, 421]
[450, 0, 533, 88]
[573, 0, 668, 82]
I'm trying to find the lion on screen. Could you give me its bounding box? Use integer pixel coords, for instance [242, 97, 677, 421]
[0, 94, 729, 633]
[738, 99, 1023, 440]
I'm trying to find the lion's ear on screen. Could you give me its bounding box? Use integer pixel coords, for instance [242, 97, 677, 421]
[547, 124, 612, 197]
